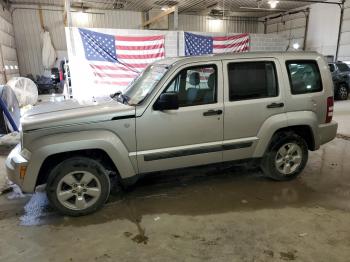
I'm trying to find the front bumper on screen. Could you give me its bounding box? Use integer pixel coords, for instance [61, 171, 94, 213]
[6, 144, 28, 190]
[318, 121, 338, 145]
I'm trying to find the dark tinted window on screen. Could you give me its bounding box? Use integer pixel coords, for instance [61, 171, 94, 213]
[164, 65, 217, 107]
[286, 60, 322, 95]
[337, 62, 350, 72]
[228, 61, 278, 101]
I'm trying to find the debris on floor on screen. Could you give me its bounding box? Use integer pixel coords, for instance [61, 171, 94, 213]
[19, 191, 48, 226]
[6, 182, 26, 200]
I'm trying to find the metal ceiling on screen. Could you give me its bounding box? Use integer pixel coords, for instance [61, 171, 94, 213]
[7, 0, 340, 16]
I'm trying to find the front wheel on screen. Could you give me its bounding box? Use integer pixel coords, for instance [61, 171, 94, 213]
[261, 132, 308, 181]
[46, 157, 111, 216]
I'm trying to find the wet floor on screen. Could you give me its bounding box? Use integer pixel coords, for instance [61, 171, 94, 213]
[1, 102, 350, 261]
[2, 136, 349, 229]
[0, 137, 350, 261]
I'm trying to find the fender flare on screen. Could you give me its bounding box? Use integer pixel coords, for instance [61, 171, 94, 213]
[253, 111, 318, 158]
[23, 130, 137, 192]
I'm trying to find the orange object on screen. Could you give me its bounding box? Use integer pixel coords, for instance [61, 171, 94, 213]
[19, 166, 27, 179]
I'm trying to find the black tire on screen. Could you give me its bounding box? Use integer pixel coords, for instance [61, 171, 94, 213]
[336, 84, 349, 100]
[46, 157, 111, 216]
[260, 132, 308, 181]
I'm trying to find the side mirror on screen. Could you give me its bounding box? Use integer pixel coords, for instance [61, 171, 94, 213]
[153, 92, 179, 111]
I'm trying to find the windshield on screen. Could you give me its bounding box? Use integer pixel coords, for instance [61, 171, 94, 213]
[123, 64, 169, 105]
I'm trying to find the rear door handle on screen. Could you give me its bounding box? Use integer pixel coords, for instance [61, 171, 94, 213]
[266, 102, 284, 109]
[203, 109, 223, 116]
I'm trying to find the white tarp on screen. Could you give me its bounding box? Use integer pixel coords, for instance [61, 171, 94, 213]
[7, 77, 38, 107]
[41, 30, 57, 70]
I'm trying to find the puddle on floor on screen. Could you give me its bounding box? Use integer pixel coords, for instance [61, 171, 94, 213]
[5, 138, 350, 227]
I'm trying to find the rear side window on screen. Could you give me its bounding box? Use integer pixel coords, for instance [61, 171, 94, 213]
[286, 60, 323, 95]
[228, 61, 278, 101]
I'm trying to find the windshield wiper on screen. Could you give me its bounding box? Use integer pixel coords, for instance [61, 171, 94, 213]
[110, 91, 129, 105]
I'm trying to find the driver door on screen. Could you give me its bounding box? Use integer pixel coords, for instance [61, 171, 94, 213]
[136, 61, 224, 173]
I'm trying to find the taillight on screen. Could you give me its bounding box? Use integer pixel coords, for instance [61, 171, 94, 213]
[59, 70, 64, 81]
[326, 96, 334, 123]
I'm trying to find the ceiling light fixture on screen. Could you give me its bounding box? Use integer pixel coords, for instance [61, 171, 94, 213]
[293, 43, 300, 50]
[268, 0, 279, 9]
[161, 5, 169, 11]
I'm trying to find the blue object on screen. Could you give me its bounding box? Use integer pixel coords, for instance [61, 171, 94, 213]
[0, 96, 18, 132]
[184, 32, 213, 56]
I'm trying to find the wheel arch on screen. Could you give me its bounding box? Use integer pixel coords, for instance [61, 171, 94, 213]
[36, 149, 118, 187]
[266, 125, 315, 152]
[23, 130, 137, 192]
[253, 112, 318, 158]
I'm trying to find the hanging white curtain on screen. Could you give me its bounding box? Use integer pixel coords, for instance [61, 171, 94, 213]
[41, 30, 57, 70]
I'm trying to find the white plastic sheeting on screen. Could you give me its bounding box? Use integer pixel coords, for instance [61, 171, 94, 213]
[7, 77, 38, 107]
[41, 30, 57, 70]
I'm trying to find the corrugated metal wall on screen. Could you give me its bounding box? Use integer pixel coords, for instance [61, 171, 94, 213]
[338, 0, 350, 61]
[12, 6, 143, 76]
[12, 5, 260, 77]
[169, 14, 259, 33]
[266, 10, 308, 50]
[0, 7, 19, 84]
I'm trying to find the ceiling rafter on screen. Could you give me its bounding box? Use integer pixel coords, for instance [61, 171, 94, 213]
[8, 0, 339, 17]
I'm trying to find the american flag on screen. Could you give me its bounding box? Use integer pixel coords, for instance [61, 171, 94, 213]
[185, 32, 249, 56]
[79, 28, 165, 88]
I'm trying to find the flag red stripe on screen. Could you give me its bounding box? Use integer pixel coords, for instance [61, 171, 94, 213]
[90, 64, 133, 72]
[90, 63, 145, 71]
[213, 34, 249, 41]
[94, 80, 130, 86]
[93, 72, 137, 78]
[213, 39, 250, 49]
[117, 52, 165, 59]
[115, 35, 164, 41]
[116, 44, 165, 51]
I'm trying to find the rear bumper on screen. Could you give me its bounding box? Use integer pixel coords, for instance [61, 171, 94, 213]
[318, 121, 338, 146]
[5, 144, 29, 191]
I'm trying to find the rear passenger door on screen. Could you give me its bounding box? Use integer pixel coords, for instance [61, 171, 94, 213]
[222, 58, 286, 161]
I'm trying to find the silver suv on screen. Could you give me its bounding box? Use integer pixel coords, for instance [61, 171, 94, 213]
[6, 52, 337, 216]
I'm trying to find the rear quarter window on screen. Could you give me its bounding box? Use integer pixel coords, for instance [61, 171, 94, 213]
[286, 60, 323, 95]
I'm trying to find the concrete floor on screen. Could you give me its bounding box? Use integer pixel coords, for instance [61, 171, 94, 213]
[1, 101, 350, 261]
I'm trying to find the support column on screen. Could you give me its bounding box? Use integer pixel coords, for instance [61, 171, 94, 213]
[173, 5, 178, 30]
[336, 0, 345, 61]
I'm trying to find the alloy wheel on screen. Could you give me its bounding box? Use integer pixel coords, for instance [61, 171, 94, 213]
[275, 143, 303, 175]
[56, 171, 102, 210]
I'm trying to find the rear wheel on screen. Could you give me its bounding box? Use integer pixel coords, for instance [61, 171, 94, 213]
[336, 84, 349, 100]
[261, 132, 308, 181]
[46, 157, 110, 216]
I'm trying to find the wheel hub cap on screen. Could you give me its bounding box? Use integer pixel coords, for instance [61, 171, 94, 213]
[275, 143, 303, 175]
[56, 171, 102, 211]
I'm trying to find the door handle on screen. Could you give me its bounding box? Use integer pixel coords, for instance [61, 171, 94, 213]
[203, 109, 223, 116]
[266, 102, 284, 109]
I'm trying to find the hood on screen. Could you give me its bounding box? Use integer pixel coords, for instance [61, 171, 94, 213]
[21, 97, 135, 131]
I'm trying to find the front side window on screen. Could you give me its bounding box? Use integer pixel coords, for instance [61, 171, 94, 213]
[286, 60, 322, 95]
[228, 61, 278, 101]
[163, 65, 217, 107]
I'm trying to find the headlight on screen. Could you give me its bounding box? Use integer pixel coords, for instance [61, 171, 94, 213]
[20, 148, 31, 160]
